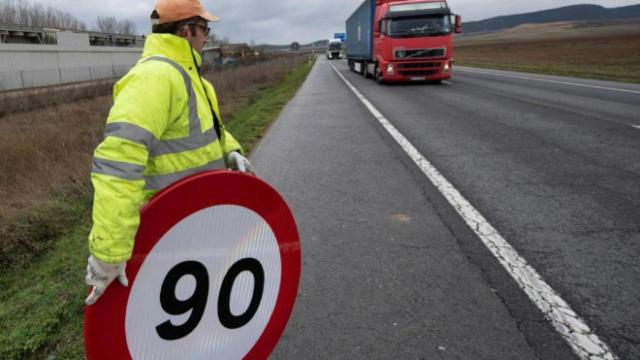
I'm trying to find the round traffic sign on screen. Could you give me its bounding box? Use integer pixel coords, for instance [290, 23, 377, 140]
[84, 171, 301, 359]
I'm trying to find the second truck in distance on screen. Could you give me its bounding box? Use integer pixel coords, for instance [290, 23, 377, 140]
[346, 0, 461, 83]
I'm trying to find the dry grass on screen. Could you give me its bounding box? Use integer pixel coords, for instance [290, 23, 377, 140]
[455, 34, 640, 83]
[0, 80, 114, 118]
[205, 55, 310, 120]
[0, 53, 309, 267]
[0, 97, 107, 266]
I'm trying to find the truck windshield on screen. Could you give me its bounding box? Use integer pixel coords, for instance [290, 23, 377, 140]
[329, 42, 343, 50]
[388, 15, 452, 37]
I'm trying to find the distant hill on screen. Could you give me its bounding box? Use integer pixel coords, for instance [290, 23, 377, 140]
[463, 4, 640, 33]
[256, 39, 329, 52]
[303, 39, 329, 49]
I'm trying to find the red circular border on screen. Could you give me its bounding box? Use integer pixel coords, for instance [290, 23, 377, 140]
[84, 171, 301, 359]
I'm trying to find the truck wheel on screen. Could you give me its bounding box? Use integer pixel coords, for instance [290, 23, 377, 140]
[374, 66, 384, 84]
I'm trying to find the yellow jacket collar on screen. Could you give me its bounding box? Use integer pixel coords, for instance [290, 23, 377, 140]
[142, 34, 202, 67]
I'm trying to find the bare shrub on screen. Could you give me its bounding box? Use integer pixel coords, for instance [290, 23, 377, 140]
[0, 0, 87, 30]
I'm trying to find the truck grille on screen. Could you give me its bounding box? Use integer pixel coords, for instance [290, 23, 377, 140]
[397, 62, 441, 76]
[395, 48, 445, 59]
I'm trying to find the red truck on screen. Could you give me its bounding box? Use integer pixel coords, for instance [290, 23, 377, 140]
[346, 0, 461, 83]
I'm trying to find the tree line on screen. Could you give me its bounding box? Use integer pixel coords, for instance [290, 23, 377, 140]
[0, 0, 137, 35]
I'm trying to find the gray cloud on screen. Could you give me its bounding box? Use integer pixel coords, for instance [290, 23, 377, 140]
[41, 0, 640, 44]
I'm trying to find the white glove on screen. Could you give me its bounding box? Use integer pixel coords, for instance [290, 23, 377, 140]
[85, 255, 128, 305]
[227, 151, 256, 175]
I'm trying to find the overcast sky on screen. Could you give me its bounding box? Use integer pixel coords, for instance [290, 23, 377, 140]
[44, 0, 640, 44]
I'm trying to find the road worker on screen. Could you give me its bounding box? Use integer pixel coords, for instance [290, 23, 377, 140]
[84, 0, 255, 305]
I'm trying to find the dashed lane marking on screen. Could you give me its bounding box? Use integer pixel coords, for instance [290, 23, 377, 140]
[456, 67, 640, 95]
[329, 62, 618, 360]
[633, 125, 640, 130]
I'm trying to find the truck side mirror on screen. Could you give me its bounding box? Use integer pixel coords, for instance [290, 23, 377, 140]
[376, 19, 385, 37]
[454, 15, 462, 33]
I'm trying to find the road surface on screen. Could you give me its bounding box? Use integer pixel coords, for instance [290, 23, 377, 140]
[251, 58, 640, 359]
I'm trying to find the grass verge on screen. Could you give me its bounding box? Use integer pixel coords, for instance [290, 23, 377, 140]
[0, 56, 316, 359]
[225, 57, 315, 154]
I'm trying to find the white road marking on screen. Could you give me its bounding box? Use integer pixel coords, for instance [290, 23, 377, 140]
[329, 62, 618, 360]
[633, 125, 640, 130]
[441, 80, 453, 86]
[456, 67, 640, 95]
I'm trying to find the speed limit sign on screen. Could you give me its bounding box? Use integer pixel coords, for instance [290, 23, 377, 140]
[84, 171, 301, 359]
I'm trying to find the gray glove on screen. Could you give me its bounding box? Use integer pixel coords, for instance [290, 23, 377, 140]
[85, 255, 128, 305]
[227, 151, 256, 175]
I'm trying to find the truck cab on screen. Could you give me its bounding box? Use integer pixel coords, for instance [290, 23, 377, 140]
[347, 0, 462, 83]
[375, 0, 460, 82]
[326, 39, 344, 60]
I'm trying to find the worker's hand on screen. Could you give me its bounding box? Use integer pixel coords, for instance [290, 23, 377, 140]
[227, 151, 256, 176]
[85, 255, 128, 305]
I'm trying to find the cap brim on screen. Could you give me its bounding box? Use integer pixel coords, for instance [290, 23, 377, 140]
[200, 10, 219, 22]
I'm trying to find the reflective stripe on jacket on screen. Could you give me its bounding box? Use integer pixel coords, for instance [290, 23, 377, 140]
[89, 34, 242, 263]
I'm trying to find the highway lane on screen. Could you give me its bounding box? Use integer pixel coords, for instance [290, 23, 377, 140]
[326, 59, 640, 359]
[251, 58, 550, 359]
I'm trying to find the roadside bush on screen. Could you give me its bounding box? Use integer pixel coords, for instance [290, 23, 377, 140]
[0, 186, 91, 268]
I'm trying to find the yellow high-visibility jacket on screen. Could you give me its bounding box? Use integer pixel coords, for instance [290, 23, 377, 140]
[89, 34, 242, 263]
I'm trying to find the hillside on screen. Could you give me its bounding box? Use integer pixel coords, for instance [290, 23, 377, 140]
[463, 4, 640, 33]
[454, 19, 640, 84]
[456, 19, 640, 44]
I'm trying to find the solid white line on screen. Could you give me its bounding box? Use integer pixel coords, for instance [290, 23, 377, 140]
[456, 67, 640, 95]
[329, 63, 618, 360]
[633, 125, 640, 130]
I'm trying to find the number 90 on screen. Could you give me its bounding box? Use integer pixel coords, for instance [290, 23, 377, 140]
[155, 258, 265, 340]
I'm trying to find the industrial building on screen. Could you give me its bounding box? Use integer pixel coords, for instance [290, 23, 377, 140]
[0, 24, 144, 47]
[1, 25, 228, 91]
[0, 25, 144, 91]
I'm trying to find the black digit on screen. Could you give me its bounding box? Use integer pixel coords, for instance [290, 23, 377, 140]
[156, 261, 209, 340]
[218, 258, 265, 329]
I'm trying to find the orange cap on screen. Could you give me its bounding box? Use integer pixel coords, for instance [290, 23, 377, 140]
[152, 0, 219, 24]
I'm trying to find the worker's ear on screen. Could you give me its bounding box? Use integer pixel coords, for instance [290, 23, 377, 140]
[177, 24, 191, 38]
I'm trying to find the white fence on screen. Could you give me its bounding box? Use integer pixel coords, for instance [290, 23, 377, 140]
[0, 41, 142, 91]
[0, 64, 136, 90]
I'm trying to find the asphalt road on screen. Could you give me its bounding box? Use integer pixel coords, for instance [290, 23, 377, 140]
[251, 58, 640, 359]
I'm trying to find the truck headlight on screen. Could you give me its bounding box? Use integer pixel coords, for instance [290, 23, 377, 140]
[444, 62, 451, 72]
[386, 64, 395, 75]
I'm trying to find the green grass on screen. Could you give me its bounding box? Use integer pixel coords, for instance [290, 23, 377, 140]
[225, 57, 315, 154]
[0, 57, 315, 360]
[0, 220, 90, 360]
